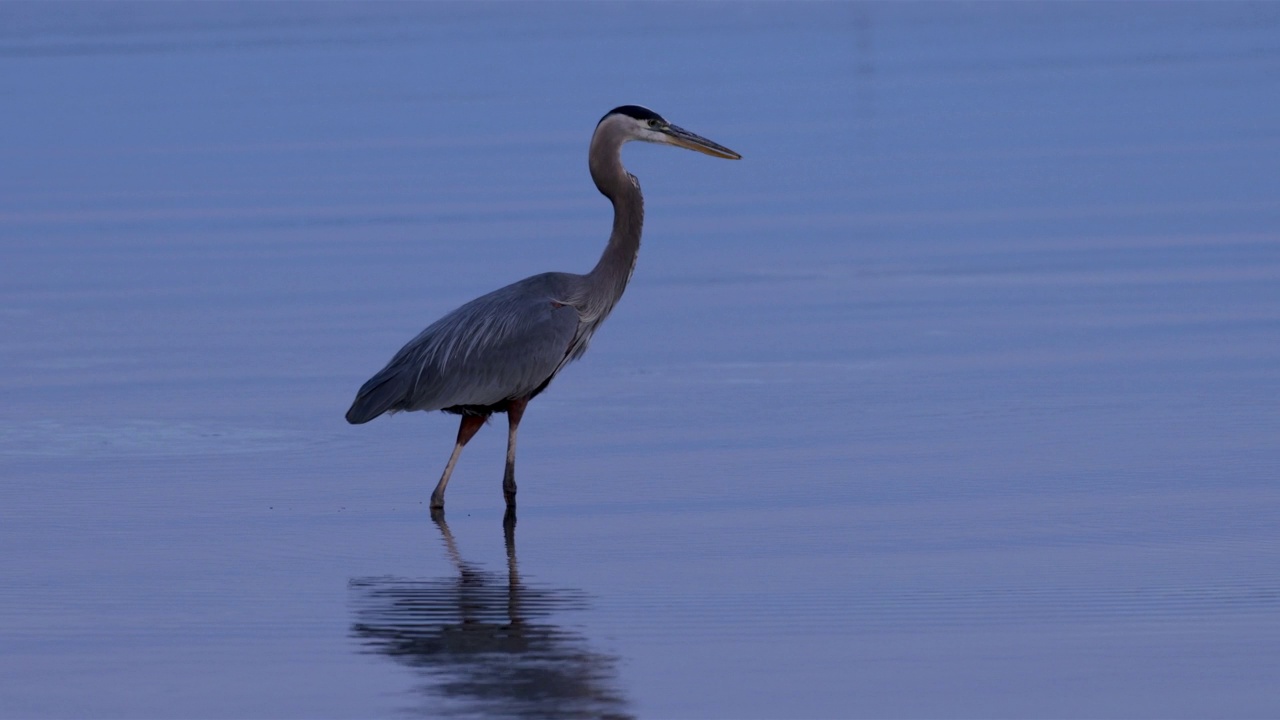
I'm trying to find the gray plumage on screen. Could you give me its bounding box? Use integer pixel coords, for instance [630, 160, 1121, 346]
[346, 105, 740, 511]
[345, 272, 583, 421]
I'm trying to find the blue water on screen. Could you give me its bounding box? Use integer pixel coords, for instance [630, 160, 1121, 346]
[3, 3, 1279, 717]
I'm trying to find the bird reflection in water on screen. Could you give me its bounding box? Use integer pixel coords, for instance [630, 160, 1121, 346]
[349, 510, 632, 719]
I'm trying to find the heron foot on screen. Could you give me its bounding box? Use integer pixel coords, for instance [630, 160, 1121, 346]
[429, 491, 445, 511]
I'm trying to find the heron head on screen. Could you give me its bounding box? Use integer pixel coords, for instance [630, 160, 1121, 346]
[598, 105, 741, 160]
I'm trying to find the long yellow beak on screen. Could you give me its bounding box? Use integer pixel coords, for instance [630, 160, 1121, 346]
[663, 124, 742, 160]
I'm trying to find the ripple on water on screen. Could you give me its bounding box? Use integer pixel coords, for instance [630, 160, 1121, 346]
[0, 419, 325, 458]
[595, 580, 1280, 639]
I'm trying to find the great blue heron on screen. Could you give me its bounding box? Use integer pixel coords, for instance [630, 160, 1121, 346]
[346, 105, 740, 510]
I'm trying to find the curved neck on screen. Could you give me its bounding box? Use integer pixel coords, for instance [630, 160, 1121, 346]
[584, 126, 644, 319]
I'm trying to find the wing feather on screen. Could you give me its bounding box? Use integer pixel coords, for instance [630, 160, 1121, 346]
[346, 273, 581, 422]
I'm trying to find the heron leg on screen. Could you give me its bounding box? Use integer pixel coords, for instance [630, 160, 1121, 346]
[502, 397, 529, 507]
[430, 414, 486, 510]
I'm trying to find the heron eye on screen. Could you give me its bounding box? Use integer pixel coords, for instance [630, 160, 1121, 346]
[647, 119, 662, 129]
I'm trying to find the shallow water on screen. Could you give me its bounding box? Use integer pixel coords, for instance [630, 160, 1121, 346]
[3, 3, 1279, 718]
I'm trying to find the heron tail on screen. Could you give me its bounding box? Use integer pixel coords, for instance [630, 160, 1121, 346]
[345, 366, 411, 424]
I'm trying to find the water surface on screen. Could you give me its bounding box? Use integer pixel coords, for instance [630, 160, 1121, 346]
[2, 3, 1279, 718]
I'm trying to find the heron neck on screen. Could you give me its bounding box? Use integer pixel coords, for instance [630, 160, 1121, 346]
[586, 143, 644, 316]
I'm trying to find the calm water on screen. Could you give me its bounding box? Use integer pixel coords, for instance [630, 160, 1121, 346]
[3, 3, 1279, 718]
